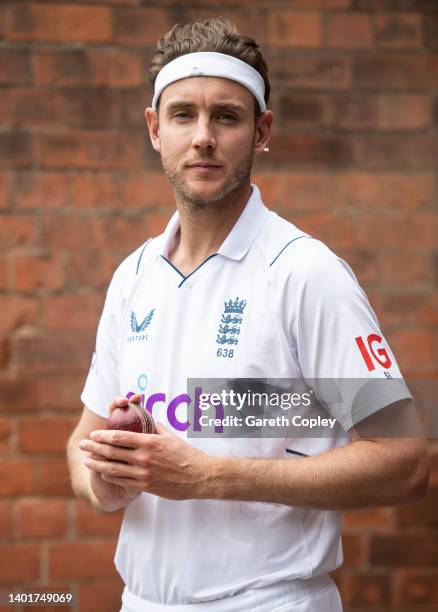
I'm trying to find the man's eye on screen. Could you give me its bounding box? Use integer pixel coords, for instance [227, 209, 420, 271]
[174, 112, 192, 119]
[217, 113, 237, 121]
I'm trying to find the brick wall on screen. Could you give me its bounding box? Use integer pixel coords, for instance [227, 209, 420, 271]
[0, 1, 437, 610]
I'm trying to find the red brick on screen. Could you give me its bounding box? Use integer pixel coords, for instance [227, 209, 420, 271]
[11, 253, 64, 292]
[340, 571, 391, 606]
[0, 418, 11, 453]
[395, 569, 438, 605]
[94, 216, 149, 252]
[7, 89, 59, 127]
[353, 134, 438, 170]
[69, 172, 121, 208]
[388, 329, 435, 368]
[0, 380, 38, 414]
[0, 49, 31, 85]
[372, 293, 438, 329]
[371, 534, 438, 566]
[34, 49, 144, 87]
[18, 498, 68, 538]
[0, 460, 34, 496]
[0, 296, 38, 332]
[0, 544, 39, 584]
[57, 87, 120, 128]
[379, 251, 432, 286]
[18, 418, 76, 454]
[395, 486, 438, 527]
[268, 12, 321, 47]
[332, 173, 435, 210]
[268, 52, 352, 89]
[275, 92, 327, 128]
[79, 578, 124, 612]
[0, 257, 6, 291]
[292, 212, 355, 248]
[330, 94, 378, 130]
[41, 213, 96, 249]
[373, 13, 422, 48]
[118, 88, 150, 127]
[145, 211, 172, 239]
[41, 294, 102, 331]
[263, 134, 351, 167]
[66, 249, 119, 290]
[354, 53, 438, 89]
[254, 173, 332, 211]
[0, 214, 36, 252]
[0, 172, 12, 208]
[38, 376, 85, 413]
[354, 0, 437, 7]
[75, 500, 123, 536]
[15, 172, 68, 208]
[342, 533, 366, 568]
[14, 332, 93, 374]
[356, 213, 437, 249]
[0, 501, 13, 539]
[35, 132, 144, 169]
[344, 507, 392, 530]
[0, 132, 31, 168]
[33, 459, 71, 496]
[0, 336, 9, 371]
[423, 11, 438, 49]
[49, 539, 117, 579]
[6, 4, 111, 43]
[112, 7, 170, 45]
[378, 95, 431, 130]
[326, 14, 373, 48]
[122, 173, 173, 209]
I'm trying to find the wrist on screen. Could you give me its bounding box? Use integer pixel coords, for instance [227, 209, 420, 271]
[201, 455, 244, 501]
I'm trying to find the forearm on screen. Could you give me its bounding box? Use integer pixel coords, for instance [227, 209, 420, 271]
[207, 439, 429, 511]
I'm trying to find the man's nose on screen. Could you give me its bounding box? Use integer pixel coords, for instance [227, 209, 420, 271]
[191, 118, 216, 150]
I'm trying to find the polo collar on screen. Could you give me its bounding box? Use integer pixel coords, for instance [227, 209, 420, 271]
[157, 184, 270, 262]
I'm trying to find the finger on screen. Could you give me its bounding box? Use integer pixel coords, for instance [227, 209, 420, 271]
[101, 474, 142, 489]
[80, 439, 135, 463]
[85, 457, 144, 479]
[109, 396, 130, 416]
[90, 429, 144, 449]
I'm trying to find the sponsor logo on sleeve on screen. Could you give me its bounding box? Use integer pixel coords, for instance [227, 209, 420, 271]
[355, 334, 392, 372]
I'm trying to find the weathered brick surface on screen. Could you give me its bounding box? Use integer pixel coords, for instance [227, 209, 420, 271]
[2, 2, 437, 609]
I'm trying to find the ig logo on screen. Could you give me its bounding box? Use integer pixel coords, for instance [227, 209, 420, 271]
[355, 334, 392, 372]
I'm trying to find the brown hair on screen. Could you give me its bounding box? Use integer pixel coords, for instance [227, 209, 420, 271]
[149, 18, 270, 115]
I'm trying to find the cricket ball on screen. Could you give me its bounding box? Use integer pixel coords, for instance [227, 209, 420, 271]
[107, 402, 155, 434]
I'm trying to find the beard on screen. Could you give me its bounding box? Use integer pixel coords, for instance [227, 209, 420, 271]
[160, 146, 254, 211]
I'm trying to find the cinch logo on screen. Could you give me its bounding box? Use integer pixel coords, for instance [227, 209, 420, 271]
[355, 334, 392, 372]
[126, 388, 224, 433]
[127, 308, 155, 343]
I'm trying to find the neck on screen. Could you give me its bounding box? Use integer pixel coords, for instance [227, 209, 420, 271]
[168, 182, 252, 275]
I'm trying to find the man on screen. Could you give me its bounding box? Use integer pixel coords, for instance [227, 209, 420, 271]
[67, 19, 429, 612]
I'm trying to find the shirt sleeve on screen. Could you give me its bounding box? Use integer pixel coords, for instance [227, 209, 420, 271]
[80, 269, 123, 419]
[287, 239, 412, 430]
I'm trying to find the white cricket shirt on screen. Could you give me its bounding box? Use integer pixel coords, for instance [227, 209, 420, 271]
[81, 184, 411, 607]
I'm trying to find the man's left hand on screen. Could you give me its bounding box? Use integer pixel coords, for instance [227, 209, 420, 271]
[79, 422, 218, 501]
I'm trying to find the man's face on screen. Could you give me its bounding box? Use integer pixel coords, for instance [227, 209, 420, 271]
[146, 77, 267, 209]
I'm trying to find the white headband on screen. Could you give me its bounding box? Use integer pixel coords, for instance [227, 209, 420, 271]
[152, 51, 266, 113]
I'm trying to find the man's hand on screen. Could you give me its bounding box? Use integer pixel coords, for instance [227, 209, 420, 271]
[79, 418, 217, 501]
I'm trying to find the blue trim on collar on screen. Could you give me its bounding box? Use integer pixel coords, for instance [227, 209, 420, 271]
[269, 236, 312, 267]
[136, 239, 152, 275]
[178, 253, 219, 288]
[160, 255, 185, 279]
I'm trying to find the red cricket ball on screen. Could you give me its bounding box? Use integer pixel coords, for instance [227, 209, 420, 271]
[107, 402, 155, 434]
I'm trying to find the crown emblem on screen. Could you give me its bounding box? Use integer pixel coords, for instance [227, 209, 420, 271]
[190, 67, 204, 76]
[223, 297, 247, 314]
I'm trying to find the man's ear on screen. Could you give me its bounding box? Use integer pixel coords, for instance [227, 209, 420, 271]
[145, 107, 161, 153]
[253, 110, 273, 157]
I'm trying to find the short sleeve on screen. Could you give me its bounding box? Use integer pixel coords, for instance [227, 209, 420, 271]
[81, 270, 123, 419]
[287, 240, 412, 430]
